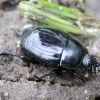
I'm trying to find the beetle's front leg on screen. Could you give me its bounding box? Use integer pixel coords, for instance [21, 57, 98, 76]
[71, 69, 86, 85]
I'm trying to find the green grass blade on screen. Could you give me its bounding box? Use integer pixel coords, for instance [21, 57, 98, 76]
[43, 7, 77, 19]
[21, 9, 82, 34]
[38, 0, 81, 15]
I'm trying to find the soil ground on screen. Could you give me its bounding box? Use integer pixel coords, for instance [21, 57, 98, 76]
[0, 1, 100, 100]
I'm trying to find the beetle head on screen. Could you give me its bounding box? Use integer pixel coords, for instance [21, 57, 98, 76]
[82, 54, 98, 73]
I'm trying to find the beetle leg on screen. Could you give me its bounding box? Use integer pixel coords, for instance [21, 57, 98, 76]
[34, 72, 55, 82]
[34, 68, 59, 82]
[34, 71, 55, 82]
[71, 69, 85, 85]
[19, 56, 33, 64]
[0, 52, 16, 56]
[0, 52, 33, 65]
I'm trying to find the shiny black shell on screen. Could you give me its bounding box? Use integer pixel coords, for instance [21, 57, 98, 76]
[20, 27, 88, 69]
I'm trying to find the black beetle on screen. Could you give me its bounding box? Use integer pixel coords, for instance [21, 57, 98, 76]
[0, 25, 100, 82]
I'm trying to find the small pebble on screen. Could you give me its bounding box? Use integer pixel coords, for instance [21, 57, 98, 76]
[86, 97, 88, 100]
[4, 92, 9, 97]
[0, 81, 4, 86]
[84, 90, 88, 94]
